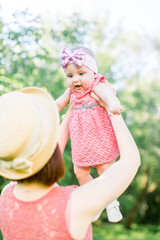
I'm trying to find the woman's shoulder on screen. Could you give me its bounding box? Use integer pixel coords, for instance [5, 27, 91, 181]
[1, 181, 17, 196]
[60, 185, 78, 193]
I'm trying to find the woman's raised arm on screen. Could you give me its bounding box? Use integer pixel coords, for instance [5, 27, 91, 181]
[70, 114, 141, 239]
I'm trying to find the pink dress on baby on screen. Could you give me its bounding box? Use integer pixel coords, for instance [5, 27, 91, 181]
[69, 74, 120, 167]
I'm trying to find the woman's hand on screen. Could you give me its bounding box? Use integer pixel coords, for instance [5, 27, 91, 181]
[91, 92, 108, 109]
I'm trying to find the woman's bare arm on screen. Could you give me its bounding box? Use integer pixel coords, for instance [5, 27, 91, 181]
[70, 111, 140, 239]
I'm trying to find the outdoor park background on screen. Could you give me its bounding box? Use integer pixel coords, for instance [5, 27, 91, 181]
[0, 0, 160, 239]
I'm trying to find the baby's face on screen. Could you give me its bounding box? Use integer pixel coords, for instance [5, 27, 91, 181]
[64, 64, 95, 93]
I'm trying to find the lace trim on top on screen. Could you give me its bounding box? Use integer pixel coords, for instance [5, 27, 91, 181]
[0, 184, 92, 240]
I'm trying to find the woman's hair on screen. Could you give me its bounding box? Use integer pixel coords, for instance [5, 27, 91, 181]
[19, 145, 65, 185]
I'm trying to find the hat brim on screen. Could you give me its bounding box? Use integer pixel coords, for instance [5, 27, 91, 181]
[0, 87, 59, 180]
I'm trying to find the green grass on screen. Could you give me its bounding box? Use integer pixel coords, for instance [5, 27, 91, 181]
[93, 223, 160, 240]
[1, 224, 160, 239]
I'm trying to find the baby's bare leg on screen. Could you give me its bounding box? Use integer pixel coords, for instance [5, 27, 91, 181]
[74, 165, 92, 185]
[96, 162, 114, 176]
[96, 161, 123, 222]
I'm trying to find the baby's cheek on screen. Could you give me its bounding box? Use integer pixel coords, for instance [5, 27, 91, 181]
[67, 79, 72, 87]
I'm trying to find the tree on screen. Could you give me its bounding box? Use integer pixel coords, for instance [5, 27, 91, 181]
[114, 33, 160, 228]
[0, 8, 160, 228]
[0, 9, 95, 191]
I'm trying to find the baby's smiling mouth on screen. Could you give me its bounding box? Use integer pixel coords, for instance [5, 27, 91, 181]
[74, 84, 82, 89]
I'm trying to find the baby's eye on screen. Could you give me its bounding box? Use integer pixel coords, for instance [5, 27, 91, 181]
[79, 72, 84, 75]
[67, 74, 73, 78]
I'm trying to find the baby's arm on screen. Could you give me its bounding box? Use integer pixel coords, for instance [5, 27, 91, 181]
[94, 82, 122, 115]
[58, 104, 71, 154]
[55, 88, 70, 112]
[105, 79, 116, 95]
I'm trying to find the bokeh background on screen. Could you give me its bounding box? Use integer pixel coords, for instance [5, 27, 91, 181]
[0, 0, 160, 239]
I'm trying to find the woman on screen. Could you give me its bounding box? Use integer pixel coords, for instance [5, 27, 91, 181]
[0, 87, 140, 240]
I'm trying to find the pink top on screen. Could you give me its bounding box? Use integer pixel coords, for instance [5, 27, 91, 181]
[69, 74, 120, 167]
[0, 184, 92, 240]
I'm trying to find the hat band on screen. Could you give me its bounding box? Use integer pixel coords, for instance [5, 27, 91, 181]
[0, 94, 50, 173]
[0, 157, 33, 174]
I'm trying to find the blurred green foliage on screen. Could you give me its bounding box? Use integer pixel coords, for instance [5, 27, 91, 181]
[0, 7, 160, 238]
[93, 223, 160, 240]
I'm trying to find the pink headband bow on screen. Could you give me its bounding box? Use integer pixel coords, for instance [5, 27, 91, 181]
[61, 47, 98, 73]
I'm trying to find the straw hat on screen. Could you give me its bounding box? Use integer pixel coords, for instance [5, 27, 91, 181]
[0, 87, 59, 180]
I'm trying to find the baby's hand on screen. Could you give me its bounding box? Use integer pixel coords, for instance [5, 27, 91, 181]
[56, 88, 71, 112]
[107, 94, 123, 116]
[103, 80, 122, 114]
[94, 82, 123, 115]
[63, 88, 71, 100]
